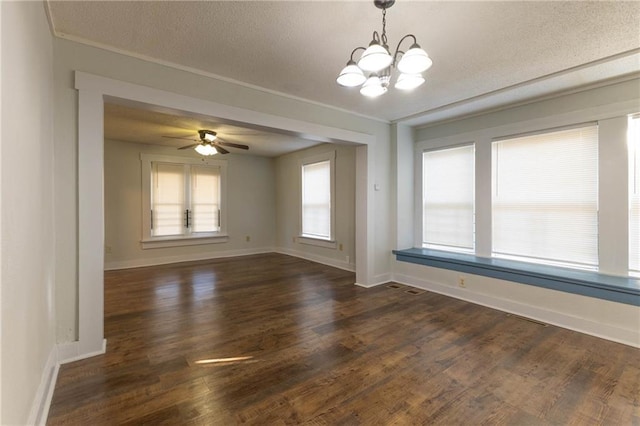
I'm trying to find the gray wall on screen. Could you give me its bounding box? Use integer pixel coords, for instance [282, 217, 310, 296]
[275, 143, 356, 270]
[1, 2, 56, 424]
[104, 139, 276, 269]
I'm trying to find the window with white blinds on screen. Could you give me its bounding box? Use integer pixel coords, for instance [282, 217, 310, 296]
[152, 163, 185, 236]
[151, 162, 221, 237]
[422, 144, 475, 251]
[301, 159, 332, 240]
[492, 125, 599, 269]
[629, 115, 640, 275]
[191, 165, 220, 233]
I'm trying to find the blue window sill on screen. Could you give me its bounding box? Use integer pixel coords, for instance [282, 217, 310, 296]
[393, 248, 640, 306]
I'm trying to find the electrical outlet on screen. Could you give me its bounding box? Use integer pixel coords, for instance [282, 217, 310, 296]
[339, 243, 343, 251]
[245, 235, 250, 242]
[105, 245, 112, 254]
[458, 276, 466, 288]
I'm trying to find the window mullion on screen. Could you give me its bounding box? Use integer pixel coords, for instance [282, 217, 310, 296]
[141, 153, 225, 242]
[184, 164, 192, 236]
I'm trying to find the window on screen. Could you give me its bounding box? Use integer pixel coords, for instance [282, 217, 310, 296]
[300, 151, 335, 245]
[492, 125, 598, 269]
[629, 114, 640, 276]
[141, 154, 227, 248]
[422, 145, 475, 251]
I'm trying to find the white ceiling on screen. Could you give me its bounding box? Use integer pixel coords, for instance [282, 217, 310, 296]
[48, 1, 640, 153]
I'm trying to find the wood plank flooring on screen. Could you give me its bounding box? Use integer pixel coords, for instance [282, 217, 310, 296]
[47, 253, 640, 425]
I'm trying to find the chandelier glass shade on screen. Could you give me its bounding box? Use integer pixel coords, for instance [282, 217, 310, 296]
[397, 44, 433, 74]
[394, 72, 425, 91]
[337, 0, 432, 98]
[358, 42, 393, 72]
[336, 60, 367, 87]
[360, 74, 388, 98]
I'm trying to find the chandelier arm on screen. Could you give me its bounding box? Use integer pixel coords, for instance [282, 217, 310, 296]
[349, 46, 367, 61]
[371, 30, 381, 44]
[391, 34, 418, 66]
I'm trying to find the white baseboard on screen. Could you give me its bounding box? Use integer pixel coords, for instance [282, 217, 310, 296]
[104, 248, 274, 270]
[354, 282, 378, 288]
[355, 273, 391, 288]
[26, 338, 107, 426]
[27, 346, 59, 426]
[393, 272, 640, 348]
[58, 338, 107, 364]
[274, 248, 355, 272]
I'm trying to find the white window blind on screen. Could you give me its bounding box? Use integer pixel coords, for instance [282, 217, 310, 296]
[152, 163, 185, 236]
[191, 165, 220, 233]
[302, 160, 331, 240]
[151, 162, 221, 237]
[492, 125, 598, 269]
[629, 115, 640, 274]
[422, 145, 475, 251]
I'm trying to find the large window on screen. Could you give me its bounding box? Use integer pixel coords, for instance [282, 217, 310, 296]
[422, 145, 475, 251]
[141, 154, 227, 248]
[629, 114, 640, 276]
[492, 125, 598, 269]
[300, 152, 335, 243]
[152, 163, 221, 236]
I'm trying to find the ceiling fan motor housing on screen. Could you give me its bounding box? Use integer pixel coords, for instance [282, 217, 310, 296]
[199, 129, 217, 141]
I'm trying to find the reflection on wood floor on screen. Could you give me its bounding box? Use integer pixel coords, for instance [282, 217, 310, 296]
[47, 253, 639, 425]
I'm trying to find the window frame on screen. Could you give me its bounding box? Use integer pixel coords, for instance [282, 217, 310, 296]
[490, 123, 600, 271]
[629, 113, 640, 277]
[140, 153, 228, 249]
[420, 143, 476, 253]
[299, 151, 336, 248]
[413, 112, 637, 278]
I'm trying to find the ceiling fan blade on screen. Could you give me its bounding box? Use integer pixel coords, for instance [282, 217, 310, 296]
[178, 143, 200, 150]
[163, 135, 199, 142]
[214, 145, 230, 154]
[216, 138, 249, 150]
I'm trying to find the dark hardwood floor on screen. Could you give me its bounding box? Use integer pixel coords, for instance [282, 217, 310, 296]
[48, 253, 639, 425]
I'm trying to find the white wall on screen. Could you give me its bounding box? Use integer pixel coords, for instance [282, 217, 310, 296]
[104, 139, 276, 269]
[1, 2, 57, 424]
[53, 38, 392, 343]
[394, 79, 640, 347]
[275, 143, 356, 270]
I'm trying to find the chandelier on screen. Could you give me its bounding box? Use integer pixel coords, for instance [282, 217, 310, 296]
[336, 0, 432, 98]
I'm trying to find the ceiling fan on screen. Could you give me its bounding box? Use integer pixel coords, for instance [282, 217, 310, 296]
[164, 129, 249, 156]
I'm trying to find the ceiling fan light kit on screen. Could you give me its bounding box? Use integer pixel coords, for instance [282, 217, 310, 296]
[337, 0, 432, 98]
[169, 129, 250, 156]
[195, 143, 218, 156]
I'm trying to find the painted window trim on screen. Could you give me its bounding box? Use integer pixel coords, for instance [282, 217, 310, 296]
[140, 153, 228, 249]
[393, 248, 640, 306]
[298, 236, 337, 249]
[299, 150, 337, 245]
[141, 234, 229, 249]
[421, 143, 476, 251]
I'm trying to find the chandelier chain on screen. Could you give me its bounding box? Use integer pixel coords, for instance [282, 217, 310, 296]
[381, 8, 388, 46]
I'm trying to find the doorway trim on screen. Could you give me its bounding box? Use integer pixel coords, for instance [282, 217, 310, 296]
[74, 71, 376, 357]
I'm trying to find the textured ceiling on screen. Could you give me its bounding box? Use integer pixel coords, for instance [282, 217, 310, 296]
[49, 1, 640, 125]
